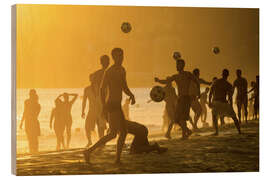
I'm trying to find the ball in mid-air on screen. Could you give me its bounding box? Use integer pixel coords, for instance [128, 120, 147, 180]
[212, 47, 220, 54]
[150, 86, 165, 102]
[173, 51, 181, 60]
[121, 22, 132, 33]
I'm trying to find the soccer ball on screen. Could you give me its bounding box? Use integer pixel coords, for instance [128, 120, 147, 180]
[150, 86, 165, 102]
[212, 47, 220, 54]
[173, 51, 181, 60]
[121, 22, 132, 33]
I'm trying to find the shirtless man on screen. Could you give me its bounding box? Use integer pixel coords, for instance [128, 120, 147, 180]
[163, 80, 178, 139]
[56, 93, 78, 149]
[155, 59, 200, 139]
[190, 68, 212, 129]
[233, 69, 248, 124]
[248, 76, 259, 119]
[200, 87, 210, 126]
[82, 74, 104, 147]
[83, 48, 135, 164]
[209, 69, 241, 136]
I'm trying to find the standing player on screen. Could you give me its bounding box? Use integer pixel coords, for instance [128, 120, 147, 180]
[209, 69, 241, 136]
[57, 93, 78, 149]
[155, 59, 200, 139]
[82, 74, 105, 147]
[248, 76, 259, 119]
[200, 87, 210, 127]
[163, 79, 178, 139]
[83, 48, 135, 164]
[190, 68, 212, 130]
[233, 69, 248, 124]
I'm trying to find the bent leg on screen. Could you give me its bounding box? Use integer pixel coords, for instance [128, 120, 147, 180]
[232, 115, 241, 134]
[86, 131, 117, 153]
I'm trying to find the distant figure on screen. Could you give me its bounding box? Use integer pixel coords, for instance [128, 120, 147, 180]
[50, 98, 65, 151]
[82, 74, 106, 147]
[126, 120, 168, 154]
[83, 48, 136, 164]
[209, 69, 241, 136]
[163, 79, 178, 139]
[211, 77, 225, 126]
[56, 93, 78, 149]
[248, 81, 255, 120]
[249, 77, 259, 119]
[190, 68, 212, 129]
[200, 87, 210, 126]
[155, 59, 200, 139]
[19, 89, 41, 154]
[233, 69, 248, 124]
[88, 54, 110, 137]
[122, 98, 131, 120]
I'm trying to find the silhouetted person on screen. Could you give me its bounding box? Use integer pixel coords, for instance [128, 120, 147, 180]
[248, 97, 254, 120]
[19, 89, 41, 154]
[126, 120, 168, 154]
[83, 55, 110, 141]
[209, 69, 241, 136]
[122, 98, 131, 120]
[233, 69, 248, 124]
[211, 77, 225, 126]
[190, 68, 212, 129]
[50, 98, 65, 150]
[83, 48, 136, 164]
[249, 77, 259, 119]
[155, 59, 200, 139]
[82, 74, 106, 147]
[163, 79, 178, 139]
[200, 87, 210, 126]
[56, 93, 78, 149]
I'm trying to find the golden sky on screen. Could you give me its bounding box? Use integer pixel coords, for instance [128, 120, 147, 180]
[16, 4, 259, 88]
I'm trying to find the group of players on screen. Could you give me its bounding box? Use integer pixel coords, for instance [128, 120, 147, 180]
[82, 48, 259, 165]
[19, 47, 259, 163]
[160, 54, 259, 139]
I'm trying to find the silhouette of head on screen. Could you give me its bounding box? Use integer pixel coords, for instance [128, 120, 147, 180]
[212, 77, 218, 82]
[29, 89, 37, 99]
[111, 48, 123, 65]
[176, 59, 185, 72]
[63, 93, 69, 102]
[193, 68, 200, 78]
[222, 69, 229, 79]
[100, 55, 110, 69]
[236, 69, 242, 78]
[205, 87, 210, 93]
[55, 98, 62, 107]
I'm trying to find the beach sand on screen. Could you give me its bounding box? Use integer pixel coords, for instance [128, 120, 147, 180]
[16, 120, 259, 175]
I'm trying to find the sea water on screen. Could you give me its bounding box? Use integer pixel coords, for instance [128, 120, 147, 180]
[16, 88, 233, 154]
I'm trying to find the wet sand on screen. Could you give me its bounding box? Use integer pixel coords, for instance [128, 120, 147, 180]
[16, 120, 259, 175]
